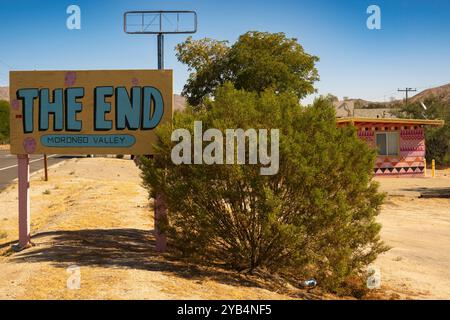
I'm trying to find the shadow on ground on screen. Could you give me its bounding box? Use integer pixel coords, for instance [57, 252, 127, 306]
[400, 187, 450, 198]
[5, 228, 304, 297]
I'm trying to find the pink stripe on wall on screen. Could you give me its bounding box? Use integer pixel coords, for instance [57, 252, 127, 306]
[354, 123, 426, 176]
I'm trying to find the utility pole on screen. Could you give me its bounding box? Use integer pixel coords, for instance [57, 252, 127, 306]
[398, 87, 417, 105]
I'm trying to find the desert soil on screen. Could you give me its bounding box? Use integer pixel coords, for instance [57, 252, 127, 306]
[373, 172, 450, 299]
[0, 157, 297, 300]
[0, 157, 449, 299]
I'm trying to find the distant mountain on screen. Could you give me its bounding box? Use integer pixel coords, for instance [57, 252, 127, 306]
[333, 83, 450, 118]
[0, 87, 8, 101]
[336, 83, 450, 109]
[409, 83, 450, 104]
[174, 94, 187, 111]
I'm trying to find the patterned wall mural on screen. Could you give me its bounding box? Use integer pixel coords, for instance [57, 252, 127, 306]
[354, 122, 425, 176]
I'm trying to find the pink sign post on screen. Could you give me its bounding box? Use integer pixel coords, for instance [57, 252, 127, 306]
[10, 69, 174, 253]
[17, 154, 31, 249]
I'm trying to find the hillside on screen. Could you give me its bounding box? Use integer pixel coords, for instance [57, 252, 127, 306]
[174, 94, 186, 111]
[409, 83, 450, 104]
[0, 87, 8, 101]
[337, 83, 450, 109]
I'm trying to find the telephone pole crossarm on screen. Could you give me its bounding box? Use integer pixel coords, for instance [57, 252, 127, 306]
[398, 87, 417, 104]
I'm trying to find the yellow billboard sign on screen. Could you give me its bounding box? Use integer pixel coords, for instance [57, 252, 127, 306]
[9, 70, 173, 155]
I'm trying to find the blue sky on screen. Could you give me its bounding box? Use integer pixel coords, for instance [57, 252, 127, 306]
[0, 0, 449, 103]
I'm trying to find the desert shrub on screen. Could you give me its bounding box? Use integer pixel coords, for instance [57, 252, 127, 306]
[140, 84, 387, 292]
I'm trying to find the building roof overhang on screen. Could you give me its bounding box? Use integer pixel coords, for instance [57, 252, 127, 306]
[336, 117, 445, 127]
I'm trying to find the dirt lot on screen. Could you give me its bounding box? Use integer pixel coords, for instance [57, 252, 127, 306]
[0, 157, 298, 300]
[0, 158, 448, 299]
[373, 172, 450, 300]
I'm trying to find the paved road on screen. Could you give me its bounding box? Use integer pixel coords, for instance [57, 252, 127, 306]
[0, 150, 71, 190]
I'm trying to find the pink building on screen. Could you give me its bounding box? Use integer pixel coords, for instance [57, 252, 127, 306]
[337, 118, 444, 176]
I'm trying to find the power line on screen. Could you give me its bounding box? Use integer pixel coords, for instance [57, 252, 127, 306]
[368, 82, 448, 102]
[397, 87, 417, 104]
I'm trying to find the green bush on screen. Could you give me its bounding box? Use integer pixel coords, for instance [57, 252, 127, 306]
[396, 97, 450, 167]
[140, 84, 387, 292]
[0, 100, 10, 143]
[426, 126, 450, 167]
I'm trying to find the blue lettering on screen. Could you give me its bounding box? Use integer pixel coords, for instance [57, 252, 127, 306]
[66, 87, 84, 131]
[116, 87, 141, 130]
[94, 86, 113, 130]
[142, 86, 164, 129]
[39, 88, 64, 131]
[17, 88, 39, 133]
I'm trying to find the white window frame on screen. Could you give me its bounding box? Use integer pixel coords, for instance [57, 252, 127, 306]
[376, 132, 399, 156]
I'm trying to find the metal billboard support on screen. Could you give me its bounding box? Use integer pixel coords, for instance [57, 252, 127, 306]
[124, 10, 198, 252]
[124, 10, 197, 72]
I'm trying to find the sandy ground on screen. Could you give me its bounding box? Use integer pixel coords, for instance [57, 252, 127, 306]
[372, 172, 450, 300]
[0, 158, 449, 299]
[375, 170, 450, 197]
[0, 158, 298, 300]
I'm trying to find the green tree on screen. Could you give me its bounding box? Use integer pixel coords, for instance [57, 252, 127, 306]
[0, 100, 10, 143]
[176, 31, 319, 107]
[323, 94, 339, 103]
[396, 97, 450, 166]
[140, 84, 387, 293]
